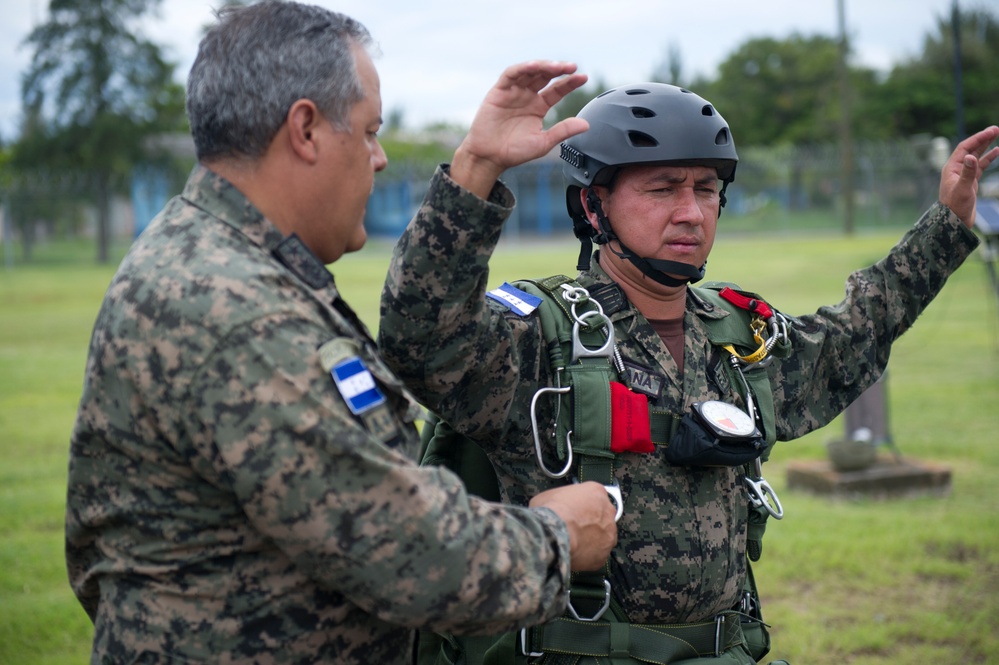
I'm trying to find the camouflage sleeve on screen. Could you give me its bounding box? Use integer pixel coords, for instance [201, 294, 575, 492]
[379, 165, 546, 440]
[772, 201, 980, 439]
[185, 311, 570, 634]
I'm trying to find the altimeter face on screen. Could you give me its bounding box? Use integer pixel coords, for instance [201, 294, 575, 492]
[693, 400, 760, 439]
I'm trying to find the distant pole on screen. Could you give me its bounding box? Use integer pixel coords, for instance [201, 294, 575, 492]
[837, 0, 855, 235]
[952, 0, 966, 142]
[2, 196, 12, 270]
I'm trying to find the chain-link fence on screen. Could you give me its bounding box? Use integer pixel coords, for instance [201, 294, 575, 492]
[0, 138, 958, 264]
[368, 139, 946, 241]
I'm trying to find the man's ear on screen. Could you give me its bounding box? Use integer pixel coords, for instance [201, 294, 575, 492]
[286, 99, 323, 163]
[581, 187, 600, 229]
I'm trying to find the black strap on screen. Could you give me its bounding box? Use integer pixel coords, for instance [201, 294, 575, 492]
[523, 612, 746, 662]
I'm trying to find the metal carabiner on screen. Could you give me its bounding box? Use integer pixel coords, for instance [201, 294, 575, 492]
[756, 312, 790, 368]
[605, 482, 624, 522]
[744, 458, 784, 519]
[572, 477, 624, 522]
[530, 386, 573, 478]
[571, 309, 616, 361]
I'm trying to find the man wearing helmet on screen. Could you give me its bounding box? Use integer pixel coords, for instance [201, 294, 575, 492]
[562, 82, 738, 295]
[380, 60, 998, 664]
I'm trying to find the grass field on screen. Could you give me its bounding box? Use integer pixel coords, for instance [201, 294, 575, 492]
[2, 224, 998, 664]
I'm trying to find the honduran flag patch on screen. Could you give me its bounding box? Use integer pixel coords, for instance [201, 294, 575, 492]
[331, 357, 386, 415]
[486, 283, 542, 316]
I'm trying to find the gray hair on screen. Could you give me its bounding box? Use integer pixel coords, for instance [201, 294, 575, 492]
[186, 0, 374, 161]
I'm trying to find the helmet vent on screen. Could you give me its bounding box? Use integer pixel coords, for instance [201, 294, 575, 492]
[714, 128, 731, 146]
[624, 88, 651, 96]
[701, 104, 715, 116]
[631, 107, 656, 119]
[627, 131, 659, 148]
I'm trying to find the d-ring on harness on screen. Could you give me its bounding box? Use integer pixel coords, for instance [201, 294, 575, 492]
[746, 457, 783, 520]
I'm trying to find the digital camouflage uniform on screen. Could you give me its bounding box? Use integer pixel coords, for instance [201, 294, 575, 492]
[67, 165, 574, 665]
[379, 165, 979, 627]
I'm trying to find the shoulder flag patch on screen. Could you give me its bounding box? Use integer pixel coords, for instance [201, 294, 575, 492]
[486, 282, 543, 316]
[331, 357, 386, 415]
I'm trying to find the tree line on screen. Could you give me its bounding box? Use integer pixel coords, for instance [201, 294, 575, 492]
[550, 5, 997, 147]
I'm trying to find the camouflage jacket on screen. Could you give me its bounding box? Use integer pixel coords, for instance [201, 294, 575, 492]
[379, 165, 979, 625]
[66, 165, 573, 665]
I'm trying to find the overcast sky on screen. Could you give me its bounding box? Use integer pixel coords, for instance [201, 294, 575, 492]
[0, 0, 979, 141]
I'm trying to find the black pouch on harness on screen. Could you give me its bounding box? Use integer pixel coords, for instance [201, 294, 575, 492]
[665, 401, 766, 467]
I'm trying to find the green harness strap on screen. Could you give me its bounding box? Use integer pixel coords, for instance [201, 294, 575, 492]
[692, 282, 791, 571]
[518, 277, 624, 627]
[691, 281, 792, 458]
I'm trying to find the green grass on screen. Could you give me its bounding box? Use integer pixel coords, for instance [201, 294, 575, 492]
[2, 227, 998, 664]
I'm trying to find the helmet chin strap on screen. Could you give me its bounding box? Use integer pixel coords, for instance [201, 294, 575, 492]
[618, 245, 706, 286]
[584, 190, 705, 287]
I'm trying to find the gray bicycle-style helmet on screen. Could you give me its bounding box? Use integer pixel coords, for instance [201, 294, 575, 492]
[559, 83, 738, 285]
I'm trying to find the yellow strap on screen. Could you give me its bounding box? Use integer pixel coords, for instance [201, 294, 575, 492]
[722, 317, 769, 364]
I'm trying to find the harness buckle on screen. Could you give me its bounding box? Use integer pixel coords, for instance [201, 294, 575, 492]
[740, 590, 756, 616]
[566, 578, 612, 622]
[519, 628, 544, 658]
[571, 309, 615, 361]
[560, 284, 615, 362]
[714, 614, 726, 657]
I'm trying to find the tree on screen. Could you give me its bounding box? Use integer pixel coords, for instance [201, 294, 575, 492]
[17, 0, 185, 263]
[870, 5, 999, 141]
[697, 33, 881, 148]
[651, 42, 685, 86]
